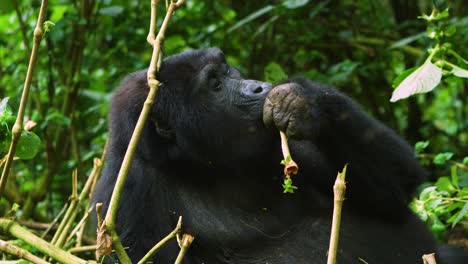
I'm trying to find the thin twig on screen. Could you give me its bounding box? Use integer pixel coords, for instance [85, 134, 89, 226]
[326, 164, 348, 264]
[68, 244, 98, 254]
[174, 234, 194, 264]
[137, 216, 183, 264]
[41, 203, 68, 239]
[103, 1, 185, 263]
[0, 0, 48, 197]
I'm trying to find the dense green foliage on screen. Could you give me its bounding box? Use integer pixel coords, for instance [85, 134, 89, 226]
[0, 0, 466, 248]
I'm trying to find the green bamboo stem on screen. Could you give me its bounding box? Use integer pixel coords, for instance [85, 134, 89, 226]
[0, 219, 87, 264]
[0, 0, 48, 197]
[326, 165, 348, 264]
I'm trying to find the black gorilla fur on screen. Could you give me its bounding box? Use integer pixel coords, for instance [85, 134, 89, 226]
[94, 48, 455, 263]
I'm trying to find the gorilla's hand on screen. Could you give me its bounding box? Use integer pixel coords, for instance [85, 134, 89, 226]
[263, 83, 318, 140]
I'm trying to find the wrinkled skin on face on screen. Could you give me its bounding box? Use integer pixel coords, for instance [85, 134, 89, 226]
[93, 48, 464, 264]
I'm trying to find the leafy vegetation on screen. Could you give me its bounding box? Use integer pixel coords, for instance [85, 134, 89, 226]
[0, 0, 466, 258]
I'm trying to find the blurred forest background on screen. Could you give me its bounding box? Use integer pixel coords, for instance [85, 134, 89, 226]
[0, 0, 467, 253]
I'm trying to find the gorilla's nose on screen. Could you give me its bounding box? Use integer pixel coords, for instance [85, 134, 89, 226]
[244, 80, 272, 97]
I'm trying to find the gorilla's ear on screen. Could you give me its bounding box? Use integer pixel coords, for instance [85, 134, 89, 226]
[151, 118, 174, 140]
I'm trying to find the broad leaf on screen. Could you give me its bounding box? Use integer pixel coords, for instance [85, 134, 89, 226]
[15, 131, 42, 160]
[390, 60, 442, 102]
[451, 64, 468, 78]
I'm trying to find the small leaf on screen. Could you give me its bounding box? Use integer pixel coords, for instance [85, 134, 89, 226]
[283, 0, 310, 9]
[430, 214, 447, 233]
[451, 202, 468, 228]
[0, 97, 9, 112]
[280, 154, 292, 165]
[43, 21, 55, 33]
[15, 131, 41, 160]
[433, 9, 449, 20]
[435, 177, 455, 193]
[228, 5, 275, 32]
[419, 186, 437, 201]
[451, 166, 459, 188]
[415, 141, 430, 154]
[463, 157, 468, 165]
[390, 60, 442, 102]
[99, 6, 124, 17]
[433, 152, 454, 165]
[389, 32, 425, 50]
[50, 5, 68, 22]
[450, 64, 468, 78]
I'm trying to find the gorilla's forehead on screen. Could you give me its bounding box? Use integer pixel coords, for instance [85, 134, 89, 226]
[164, 47, 226, 71]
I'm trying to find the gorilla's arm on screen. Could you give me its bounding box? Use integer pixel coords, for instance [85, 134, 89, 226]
[264, 78, 426, 220]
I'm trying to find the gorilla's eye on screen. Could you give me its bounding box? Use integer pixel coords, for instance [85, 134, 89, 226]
[208, 78, 222, 92]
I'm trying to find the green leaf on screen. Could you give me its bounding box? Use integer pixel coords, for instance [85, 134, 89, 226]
[283, 0, 310, 9]
[451, 166, 459, 188]
[392, 67, 417, 88]
[280, 155, 292, 165]
[228, 5, 275, 32]
[435, 177, 455, 193]
[99, 6, 124, 17]
[0, 97, 9, 112]
[433, 152, 454, 165]
[15, 131, 41, 160]
[389, 32, 425, 49]
[50, 5, 68, 22]
[264, 62, 288, 84]
[414, 141, 430, 154]
[451, 202, 468, 228]
[433, 9, 449, 20]
[450, 64, 468, 78]
[43, 21, 55, 33]
[390, 60, 442, 102]
[463, 157, 468, 165]
[430, 214, 447, 233]
[419, 186, 437, 201]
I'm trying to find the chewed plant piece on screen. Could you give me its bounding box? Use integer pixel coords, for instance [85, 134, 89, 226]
[280, 131, 299, 193]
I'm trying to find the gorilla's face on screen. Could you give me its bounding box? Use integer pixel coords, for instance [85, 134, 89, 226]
[154, 48, 275, 168]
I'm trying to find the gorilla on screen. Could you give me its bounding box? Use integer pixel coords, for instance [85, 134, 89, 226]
[93, 48, 460, 263]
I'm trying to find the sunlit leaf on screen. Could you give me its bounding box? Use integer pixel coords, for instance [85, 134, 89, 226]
[392, 67, 417, 88]
[228, 5, 275, 33]
[99, 6, 124, 17]
[435, 177, 455, 193]
[414, 141, 430, 154]
[450, 64, 468, 78]
[433, 152, 454, 165]
[390, 60, 442, 102]
[50, 5, 68, 22]
[390, 32, 425, 49]
[283, 0, 310, 9]
[451, 202, 468, 228]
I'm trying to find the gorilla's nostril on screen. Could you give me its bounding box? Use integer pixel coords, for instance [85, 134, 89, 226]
[253, 87, 263, 94]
